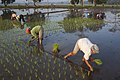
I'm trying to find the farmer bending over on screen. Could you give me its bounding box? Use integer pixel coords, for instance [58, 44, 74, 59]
[64, 38, 99, 71]
[26, 25, 44, 47]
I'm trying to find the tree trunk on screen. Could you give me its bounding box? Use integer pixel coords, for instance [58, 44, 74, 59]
[34, 2, 36, 6]
[4, 1, 8, 7]
[94, 0, 96, 6]
[81, 0, 84, 7]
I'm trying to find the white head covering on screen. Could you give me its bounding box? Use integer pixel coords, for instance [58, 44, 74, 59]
[92, 44, 99, 53]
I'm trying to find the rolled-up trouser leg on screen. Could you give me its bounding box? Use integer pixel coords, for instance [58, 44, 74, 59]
[72, 40, 80, 55]
[39, 28, 43, 45]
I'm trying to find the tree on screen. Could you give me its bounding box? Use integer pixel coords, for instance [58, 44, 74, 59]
[88, 0, 93, 4]
[70, 0, 80, 6]
[88, 0, 108, 6]
[1, 0, 15, 6]
[95, 0, 108, 6]
[80, 0, 84, 6]
[70, 0, 85, 7]
[94, 0, 96, 6]
[32, 0, 41, 6]
[96, 0, 107, 4]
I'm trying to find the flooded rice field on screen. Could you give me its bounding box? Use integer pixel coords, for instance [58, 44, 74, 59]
[0, 8, 120, 80]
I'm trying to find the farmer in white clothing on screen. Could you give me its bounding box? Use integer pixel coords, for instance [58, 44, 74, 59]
[64, 38, 99, 71]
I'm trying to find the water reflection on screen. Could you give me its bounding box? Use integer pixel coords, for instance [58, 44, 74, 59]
[11, 12, 26, 29]
[109, 23, 120, 32]
[1, 0, 15, 6]
[0, 9, 46, 30]
[64, 58, 100, 80]
[1, 9, 13, 20]
[0, 9, 13, 30]
[60, 9, 106, 33]
[108, 9, 120, 32]
[24, 10, 45, 28]
[66, 9, 106, 19]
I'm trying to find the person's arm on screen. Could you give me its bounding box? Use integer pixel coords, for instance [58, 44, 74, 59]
[82, 57, 93, 71]
[31, 36, 36, 41]
[31, 28, 38, 39]
[39, 39, 42, 45]
[28, 36, 36, 45]
[90, 57, 94, 62]
[31, 32, 38, 39]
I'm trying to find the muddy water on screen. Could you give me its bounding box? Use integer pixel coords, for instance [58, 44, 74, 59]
[0, 8, 120, 80]
[43, 9, 120, 80]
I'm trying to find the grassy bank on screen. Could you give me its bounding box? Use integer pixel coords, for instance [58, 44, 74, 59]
[0, 4, 120, 9]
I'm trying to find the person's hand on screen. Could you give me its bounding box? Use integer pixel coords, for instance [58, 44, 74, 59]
[64, 55, 67, 59]
[90, 67, 93, 72]
[28, 40, 31, 46]
[90, 57, 94, 62]
[32, 36, 34, 39]
[82, 57, 85, 61]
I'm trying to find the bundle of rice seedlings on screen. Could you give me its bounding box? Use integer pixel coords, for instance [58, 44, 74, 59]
[52, 43, 60, 54]
[94, 59, 102, 65]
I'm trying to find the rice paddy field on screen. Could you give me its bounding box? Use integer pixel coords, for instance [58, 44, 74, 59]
[0, 8, 120, 80]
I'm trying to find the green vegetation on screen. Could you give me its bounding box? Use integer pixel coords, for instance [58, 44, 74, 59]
[52, 43, 59, 53]
[94, 59, 103, 65]
[0, 31, 83, 79]
[0, 7, 106, 79]
[1, 0, 15, 6]
[60, 18, 104, 32]
[0, 4, 120, 9]
[0, 17, 13, 30]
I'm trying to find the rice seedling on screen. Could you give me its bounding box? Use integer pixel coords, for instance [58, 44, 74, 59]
[53, 66, 55, 70]
[46, 74, 49, 79]
[75, 71, 78, 75]
[17, 76, 20, 80]
[43, 63, 46, 69]
[58, 68, 60, 72]
[63, 60, 66, 64]
[35, 72, 38, 78]
[31, 65, 35, 69]
[87, 71, 91, 76]
[30, 69, 33, 74]
[0, 59, 3, 64]
[47, 68, 50, 72]
[70, 74, 73, 79]
[17, 61, 21, 66]
[25, 73, 27, 77]
[5, 58, 9, 63]
[94, 59, 102, 65]
[52, 43, 60, 54]
[41, 72, 43, 76]
[52, 72, 55, 75]
[3, 64, 6, 68]
[58, 63, 61, 67]
[53, 59, 57, 64]
[22, 65, 24, 68]
[69, 66, 72, 71]
[59, 73, 61, 78]
[29, 76, 32, 80]
[12, 56, 15, 61]
[52, 77, 54, 80]
[81, 69, 85, 79]
[34, 61, 37, 65]
[64, 71, 66, 75]
[48, 63, 50, 67]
